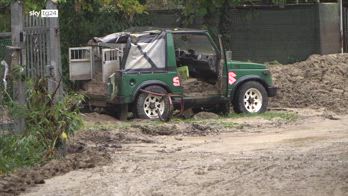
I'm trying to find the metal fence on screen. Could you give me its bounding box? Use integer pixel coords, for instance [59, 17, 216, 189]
[0, 107, 14, 135]
[0, 34, 11, 61]
[0, 33, 13, 133]
[23, 16, 50, 78]
[1, 0, 63, 133]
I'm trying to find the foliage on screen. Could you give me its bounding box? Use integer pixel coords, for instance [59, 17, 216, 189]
[0, 0, 10, 32]
[176, 0, 240, 25]
[23, 79, 84, 154]
[0, 134, 45, 174]
[0, 0, 148, 173]
[0, 0, 146, 32]
[0, 78, 84, 173]
[59, 0, 146, 17]
[226, 111, 298, 122]
[99, 0, 146, 16]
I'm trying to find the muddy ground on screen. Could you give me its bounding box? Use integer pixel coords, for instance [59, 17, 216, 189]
[0, 108, 345, 196]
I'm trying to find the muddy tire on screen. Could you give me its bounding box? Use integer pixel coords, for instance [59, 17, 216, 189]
[136, 85, 172, 119]
[233, 81, 268, 114]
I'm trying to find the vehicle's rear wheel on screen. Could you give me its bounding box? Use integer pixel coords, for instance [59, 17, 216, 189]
[233, 81, 268, 114]
[136, 85, 172, 119]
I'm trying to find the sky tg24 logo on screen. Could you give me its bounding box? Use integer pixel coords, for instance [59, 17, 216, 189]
[29, 9, 58, 18]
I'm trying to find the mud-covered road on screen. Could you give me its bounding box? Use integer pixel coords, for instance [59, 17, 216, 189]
[21, 111, 348, 196]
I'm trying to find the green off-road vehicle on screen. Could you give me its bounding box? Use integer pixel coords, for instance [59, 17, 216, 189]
[69, 28, 277, 120]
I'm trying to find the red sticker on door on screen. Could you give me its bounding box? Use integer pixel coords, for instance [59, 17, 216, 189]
[173, 76, 181, 87]
[228, 72, 237, 85]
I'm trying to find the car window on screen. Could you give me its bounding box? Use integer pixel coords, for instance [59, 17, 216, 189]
[173, 34, 216, 55]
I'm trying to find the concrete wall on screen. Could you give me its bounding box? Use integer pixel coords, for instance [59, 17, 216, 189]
[318, 3, 340, 54]
[149, 3, 341, 64]
[221, 5, 320, 63]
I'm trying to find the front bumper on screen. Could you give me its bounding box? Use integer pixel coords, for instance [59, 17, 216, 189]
[267, 86, 277, 97]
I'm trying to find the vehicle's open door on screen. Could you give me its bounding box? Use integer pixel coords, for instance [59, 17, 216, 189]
[217, 35, 228, 96]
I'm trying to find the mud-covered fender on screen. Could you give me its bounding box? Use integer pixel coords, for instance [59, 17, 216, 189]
[131, 80, 171, 102]
[230, 75, 270, 99]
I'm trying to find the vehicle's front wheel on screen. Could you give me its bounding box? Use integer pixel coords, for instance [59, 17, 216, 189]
[136, 85, 172, 119]
[233, 81, 268, 114]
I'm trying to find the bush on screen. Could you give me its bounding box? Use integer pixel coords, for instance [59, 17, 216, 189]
[24, 79, 84, 154]
[0, 134, 45, 174]
[0, 78, 84, 174]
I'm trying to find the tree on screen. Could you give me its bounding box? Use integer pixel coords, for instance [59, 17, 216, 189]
[65, 0, 146, 18]
[176, 0, 241, 24]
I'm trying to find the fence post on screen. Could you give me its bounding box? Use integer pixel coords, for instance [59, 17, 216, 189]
[46, 0, 63, 100]
[11, 0, 25, 133]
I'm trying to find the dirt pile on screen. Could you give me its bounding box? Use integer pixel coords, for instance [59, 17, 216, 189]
[76, 130, 155, 145]
[269, 54, 348, 113]
[193, 112, 219, 120]
[0, 127, 163, 196]
[182, 78, 218, 96]
[0, 146, 110, 196]
[0, 129, 155, 196]
[132, 123, 220, 136]
[81, 112, 118, 122]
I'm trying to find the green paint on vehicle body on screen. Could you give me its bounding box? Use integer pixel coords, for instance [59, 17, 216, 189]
[226, 61, 273, 98]
[107, 31, 274, 105]
[119, 72, 182, 103]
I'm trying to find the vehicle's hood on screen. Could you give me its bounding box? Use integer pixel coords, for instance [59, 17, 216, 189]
[227, 60, 266, 69]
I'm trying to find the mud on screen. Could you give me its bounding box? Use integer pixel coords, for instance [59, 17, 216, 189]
[75, 130, 155, 145]
[0, 146, 110, 196]
[21, 112, 348, 196]
[2, 109, 347, 195]
[193, 112, 220, 120]
[131, 121, 220, 136]
[269, 54, 348, 113]
[81, 112, 118, 123]
[0, 129, 157, 196]
[182, 78, 219, 96]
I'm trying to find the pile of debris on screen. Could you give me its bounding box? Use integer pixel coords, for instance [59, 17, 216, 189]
[269, 54, 348, 114]
[182, 78, 218, 96]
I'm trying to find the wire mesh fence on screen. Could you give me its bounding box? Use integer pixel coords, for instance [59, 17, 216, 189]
[0, 36, 14, 134]
[0, 37, 11, 61]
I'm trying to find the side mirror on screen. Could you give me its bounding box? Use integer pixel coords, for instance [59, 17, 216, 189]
[226, 50, 232, 62]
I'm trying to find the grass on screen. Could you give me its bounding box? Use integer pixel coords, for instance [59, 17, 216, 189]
[218, 120, 240, 128]
[0, 134, 45, 174]
[83, 118, 166, 132]
[226, 111, 298, 122]
[259, 111, 298, 121]
[82, 111, 298, 133]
